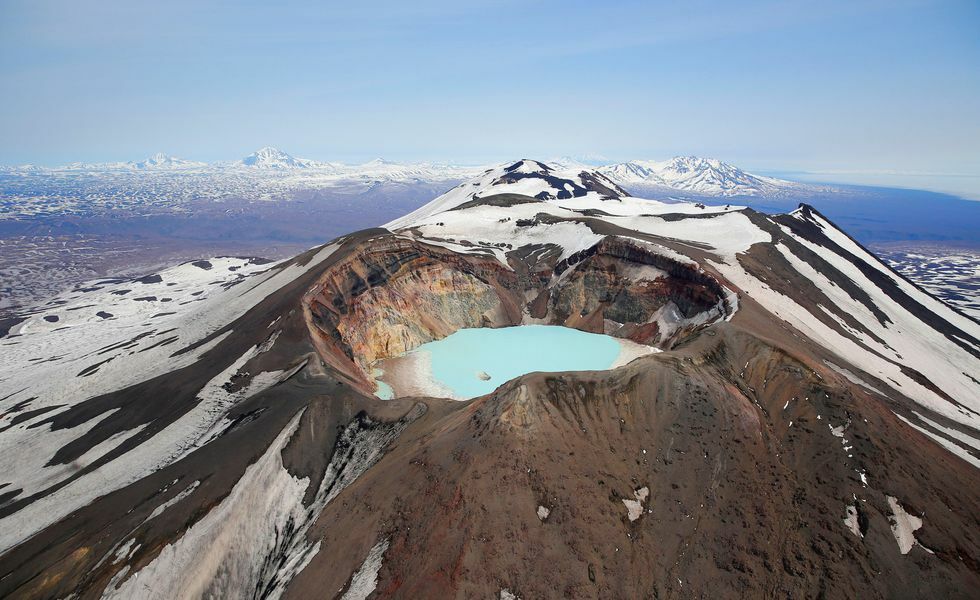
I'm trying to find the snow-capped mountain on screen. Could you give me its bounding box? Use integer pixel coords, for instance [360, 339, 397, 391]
[385, 158, 628, 229]
[238, 146, 327, 169]
[599, 156, 807, 197]
[2, 159, 977, 599]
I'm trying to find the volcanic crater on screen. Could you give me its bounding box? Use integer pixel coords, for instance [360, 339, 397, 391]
[303, 232, 734, 398]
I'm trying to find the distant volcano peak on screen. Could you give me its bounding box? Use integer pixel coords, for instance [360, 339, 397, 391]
[240, 146, 315, 168]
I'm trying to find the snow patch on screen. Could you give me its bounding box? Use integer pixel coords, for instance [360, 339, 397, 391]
[886, 496, 927, 555]
[622, 486, 649, 521]
[844, 504, 863, 538]
[341, 539, 390, 600]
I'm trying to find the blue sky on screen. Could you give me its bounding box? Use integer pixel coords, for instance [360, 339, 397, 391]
[1, 0, 978, 177]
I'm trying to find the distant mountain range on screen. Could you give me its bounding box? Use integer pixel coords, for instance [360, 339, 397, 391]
[596, 156, 811, 197]
[0, 149, 819, 198]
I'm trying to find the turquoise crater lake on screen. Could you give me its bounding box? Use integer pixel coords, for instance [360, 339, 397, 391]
[374, 325, 655, 400]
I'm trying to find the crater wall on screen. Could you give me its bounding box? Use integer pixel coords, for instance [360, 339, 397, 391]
[303, 234, 733, 391]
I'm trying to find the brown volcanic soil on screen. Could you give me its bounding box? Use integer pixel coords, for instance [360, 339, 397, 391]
[1, 218, 978, 599]
[286, 324, 980, 599]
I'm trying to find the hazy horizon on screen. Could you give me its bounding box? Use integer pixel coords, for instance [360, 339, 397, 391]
[5, 146, 979, 200]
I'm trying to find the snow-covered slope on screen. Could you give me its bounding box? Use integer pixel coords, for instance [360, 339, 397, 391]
[0, 253, 342, 553]
[385, 159, 629, 229]
[1, 158, 979, 599]
[599, 156, 808, 197]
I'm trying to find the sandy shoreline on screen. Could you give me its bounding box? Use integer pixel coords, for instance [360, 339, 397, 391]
[611, 337, 660, 368]
[375, 349, 460, 400]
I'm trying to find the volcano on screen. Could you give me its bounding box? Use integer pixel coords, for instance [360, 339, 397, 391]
[0, 159, 978, 599]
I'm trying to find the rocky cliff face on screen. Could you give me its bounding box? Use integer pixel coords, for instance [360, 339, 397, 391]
[303, 234, 732, 391]
[303, 237, 522, 383]
[547, 237, 731, 345]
